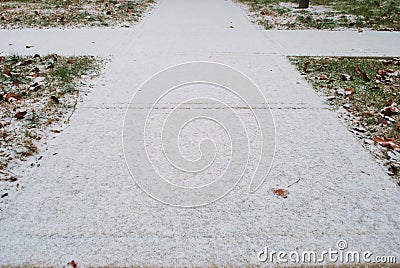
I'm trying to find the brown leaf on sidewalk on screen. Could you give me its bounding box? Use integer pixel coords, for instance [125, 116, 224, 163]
[14, 111, 27, 119]
[373, 136, 400, 149]
[67, 260, 78, 268]
[272, 188, 288, 198]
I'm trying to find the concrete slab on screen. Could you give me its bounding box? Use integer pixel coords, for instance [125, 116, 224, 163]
[0, 0, 399, 266]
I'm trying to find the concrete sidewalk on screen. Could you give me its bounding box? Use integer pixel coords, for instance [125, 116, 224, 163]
[0, 0, 400, 266]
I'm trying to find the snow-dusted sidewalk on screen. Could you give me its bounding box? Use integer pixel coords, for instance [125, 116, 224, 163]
[0, 0, 400, 266]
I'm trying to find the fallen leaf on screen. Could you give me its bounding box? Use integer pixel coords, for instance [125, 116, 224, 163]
[373, 136, 400, 149]
[318, 74, 328, 80]
[12, 80, 20, 87]
[396, 122, 400, 128]
[50, 130, 61, 133]
[5, 93, 22, 102]
[378, 69, 386, 76]
[381, 106, 399, 116]
[3, 70, 11, 77]
[272, 188, 288, 198]
[386, 99, 394, 106]
[354, 67, 361, 73]
[67, 260, 78, 268]
[344, 87, 355, 96]
[360, 72, 371, 82]
[25, 45, 34, 49]
[260, 11, 266, 15]
[14, 111, 27, 119]
[378, 117, 389, 125]
[50, 96, 60, 104]
[341, 74, 352, 81]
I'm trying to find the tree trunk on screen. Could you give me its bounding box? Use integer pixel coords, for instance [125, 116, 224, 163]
[298, 0, 309, 8]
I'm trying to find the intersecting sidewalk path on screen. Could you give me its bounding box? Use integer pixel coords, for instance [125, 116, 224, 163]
[1, 0, 400, 266]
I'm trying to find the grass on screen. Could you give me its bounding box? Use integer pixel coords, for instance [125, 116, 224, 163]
[237, 0, 400, 30]
[0, 54, 102, 195]
[0, 0, 155, 29]
[289, 56, 400, 183]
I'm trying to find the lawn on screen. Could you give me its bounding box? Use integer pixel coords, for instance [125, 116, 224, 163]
[0, 54, 102, 199]
[0, 0, 155, 29]
[238, 0, 400, 30]
[289, 56, 400, 184]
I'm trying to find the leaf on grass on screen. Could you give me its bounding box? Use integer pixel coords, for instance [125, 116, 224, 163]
[14, 111, 27, 119]
[396, 122, 400, 128]
[318, 74, 328, 80]
[50, 96, 60, 104]
[373, 136, 400, 149]
[380, 101, 398, 116]
[360, 72, 371, 82]
[12, 80, 20, 87]
[378, 117, 389, 125]
[260, 11, 267, 15]
[378, 69, 387, 76]
[272, 188, 288, 198]
[5, 93, 22, 102]
[344, 87, 354, 97]
[3, 70, 12, 77]
[341, 74, 352, 81]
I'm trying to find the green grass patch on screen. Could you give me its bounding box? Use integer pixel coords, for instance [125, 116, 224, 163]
[289, 56, 400, 182]
[238, 0, 399, 30]
[0, 0, 155, 29]
[0, 54, 102, 186]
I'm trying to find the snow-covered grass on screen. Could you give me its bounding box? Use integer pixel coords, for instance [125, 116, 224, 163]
[0, 54, 102, 201]
[0, 0, 155, 29]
